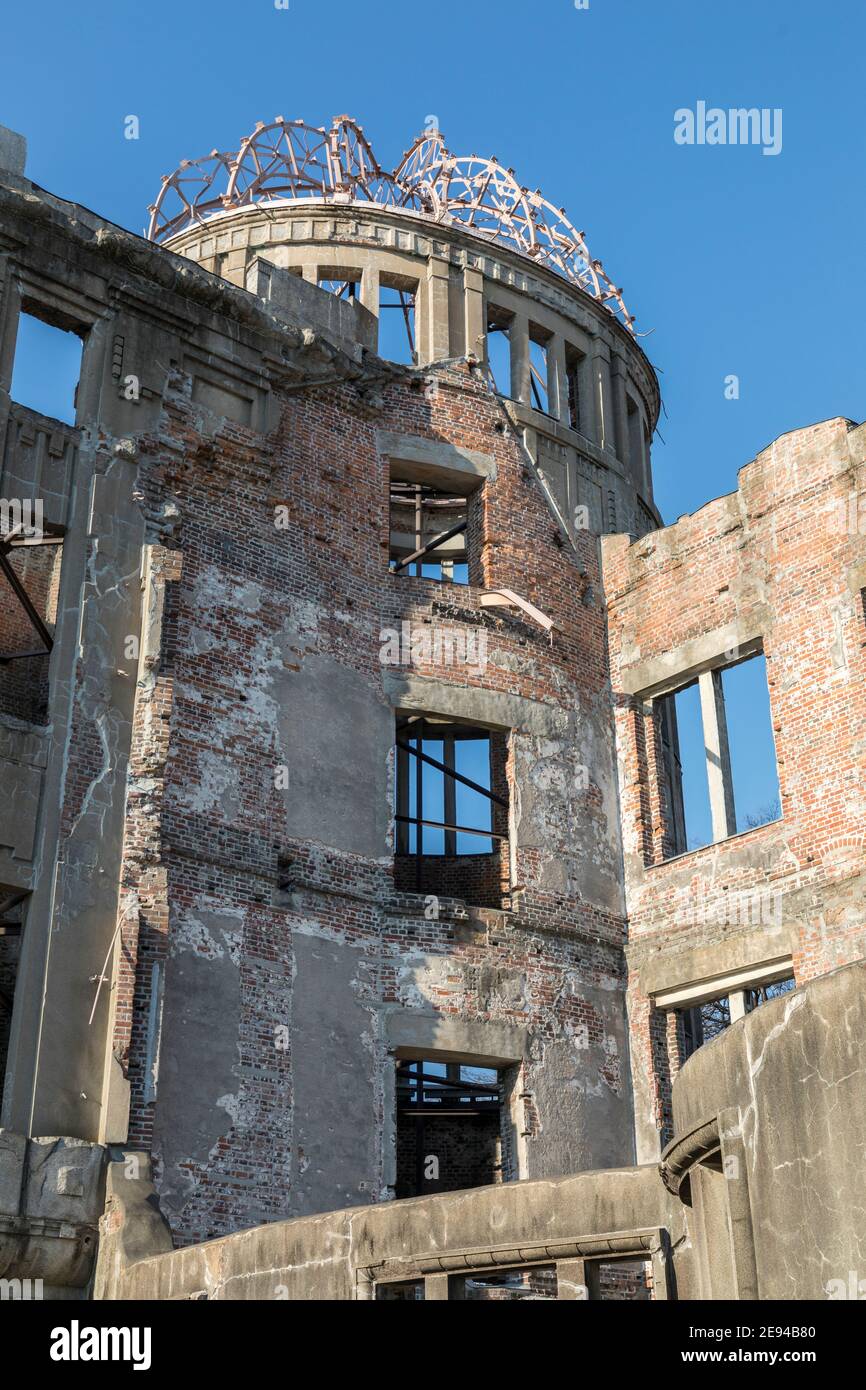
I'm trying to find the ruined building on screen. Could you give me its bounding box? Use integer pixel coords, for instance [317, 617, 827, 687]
[0, 116, 864, 1302]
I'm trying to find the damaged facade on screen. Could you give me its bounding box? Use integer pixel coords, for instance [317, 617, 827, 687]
[0, 117, 864, 1302]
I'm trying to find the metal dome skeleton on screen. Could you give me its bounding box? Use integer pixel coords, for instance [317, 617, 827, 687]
[147, 116, 635, 331]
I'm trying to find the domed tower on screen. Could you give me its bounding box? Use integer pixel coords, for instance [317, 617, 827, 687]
[118, 115, 661, 1240]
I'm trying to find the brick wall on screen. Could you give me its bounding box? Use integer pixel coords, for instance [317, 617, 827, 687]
[108, 359, 635, 1243]
[603, 417, 866, 1156]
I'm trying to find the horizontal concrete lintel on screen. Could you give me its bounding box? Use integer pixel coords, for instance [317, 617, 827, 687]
[619, 616, 770, 699]
[654, 957, 794, 1010]
[376, 430, 496, 489]
[382, 672, 569, 736]
[385, 1010, 528, 1065]
[639, 926, 798, 1001]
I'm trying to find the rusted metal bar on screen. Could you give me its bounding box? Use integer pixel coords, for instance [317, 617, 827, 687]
[396, 814, 503, 842]
[396, 738, 507, 807]
[0, 551, 53, 651]
[392, 519, 467, 572]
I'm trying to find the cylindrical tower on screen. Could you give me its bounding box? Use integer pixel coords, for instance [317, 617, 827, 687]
[115, 115, 663, 1241]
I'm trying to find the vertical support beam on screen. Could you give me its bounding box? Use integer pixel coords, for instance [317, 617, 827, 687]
[300, 265, 317, 286]
[728, 989, 747, 1022]
[592, 347, 616, 452]
[610, 355, 630, 465]
[577, 346, 596, 442]
[360, 263, 379, 315]
[556, 1258, 588, 1300]
[414, 733, 423, 891]
[424, 1272, 450, 1300]
[463, 267, 484, 361]
[423, 256, 451, 365]
[396, 743, 410, 854]
[510, 312, 530, 405]
[699, 668, 737, 841]
[718, 1106, 760, 1299]
[443, 736, 457, 856]
[547, 332, 567, 423]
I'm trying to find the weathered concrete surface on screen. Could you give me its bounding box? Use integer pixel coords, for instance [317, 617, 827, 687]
[0, 1132, 104, 1291]
[0, 125, 25, 176]
[670, 959, 866, 1299]
[247, 257, 376, 355]
[97, 1158, 680, 1300]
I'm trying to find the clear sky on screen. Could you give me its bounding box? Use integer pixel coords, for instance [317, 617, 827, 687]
[2, 0, 855, 833]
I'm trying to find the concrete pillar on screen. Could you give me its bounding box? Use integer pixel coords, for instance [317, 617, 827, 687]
[423, 256, 451, 365]
[547, 332, 567, 423]
[728, 989, 747, 1022]
[301, 265, 317, 286]
[463, 267, 485, 362]
[592, 348, 616, 452]
[699, 668, 737, 841]
[556, 1258, 588, 1300]
[510, 312, 530, 405]
[611, 356, 630, 465]
[424, 1272, 450, 1300]
[577, 347, 596, 441]
[360, 263, 379, 315]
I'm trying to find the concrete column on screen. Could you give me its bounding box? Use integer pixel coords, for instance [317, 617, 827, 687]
[424, 1272, 450, 1300]
[360, 263, 379, 315]
[423, 256, 451, 366]
[300, 265, 317, 286]
[699, 668, 737, 841]
[577, 347, 596, 442]
[592, 348, 616, 452]
[611, 356, 630, 465]
[728, 989, 747, 1022]
[463, 267, 484, 362]
[556, 1258, 588, 1300]
[717, 1106, 759, 1299]
[510, 312, 530, 405]
[547, 332, 567, 423]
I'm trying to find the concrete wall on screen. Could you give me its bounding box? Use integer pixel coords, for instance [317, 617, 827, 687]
[665, 959, 866, 1300]
[96, 1155, 681, 1300]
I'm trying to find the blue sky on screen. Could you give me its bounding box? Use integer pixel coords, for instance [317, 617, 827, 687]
[3, 0, 851, 832]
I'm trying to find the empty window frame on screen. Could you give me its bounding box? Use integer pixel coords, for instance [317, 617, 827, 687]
[528, 326, 551, 415]
[0, 522, 63, 725]
[655, 650, 780, 859]
[395, 1058, 503, 1199]
[318, 277, 359, 300]
[394, 716, 510, 908]
[589, 1258, 654, 1302]
[485, 306, 513, 398]
[10, 309, 84, 426]
[451, 1266, 557, 1301]
[388, 477, 469, 584]
[317, 272, 360, 301]
[375, 1280, 425, 1301]
[395, 718, 500, 856]
[680, 976, 796, 1059]
[378, 278, 417, 364]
